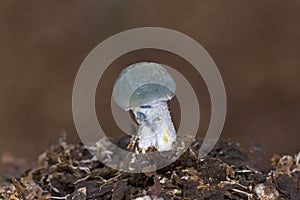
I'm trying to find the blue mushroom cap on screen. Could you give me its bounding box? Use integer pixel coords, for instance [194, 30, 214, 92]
[113, 62, 176, 110]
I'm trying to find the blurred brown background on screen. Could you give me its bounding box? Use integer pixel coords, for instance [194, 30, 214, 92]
[0, 1, 299, 161]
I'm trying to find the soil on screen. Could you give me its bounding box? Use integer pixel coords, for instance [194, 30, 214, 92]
[0, 134, 299, 200]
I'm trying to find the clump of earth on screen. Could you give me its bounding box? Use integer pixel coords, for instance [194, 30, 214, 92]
[0, 133, 299, 200]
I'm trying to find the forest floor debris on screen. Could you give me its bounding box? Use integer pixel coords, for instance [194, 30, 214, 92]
[0, 135, 299, 200]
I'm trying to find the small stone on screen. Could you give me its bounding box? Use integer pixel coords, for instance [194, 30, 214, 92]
[254, 183, 279, 200]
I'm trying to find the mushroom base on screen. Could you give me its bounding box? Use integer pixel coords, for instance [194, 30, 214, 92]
[131, 100, 177, 152]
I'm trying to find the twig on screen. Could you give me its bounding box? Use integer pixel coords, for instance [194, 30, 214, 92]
[231, 188, 253, 199]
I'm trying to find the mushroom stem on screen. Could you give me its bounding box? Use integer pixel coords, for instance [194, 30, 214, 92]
[131, 100, 176, 152]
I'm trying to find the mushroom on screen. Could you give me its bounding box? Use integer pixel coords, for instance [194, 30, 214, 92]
[113, 62, 177, 152]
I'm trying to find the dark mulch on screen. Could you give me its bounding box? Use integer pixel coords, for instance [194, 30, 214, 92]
[0, 134, 299, 200]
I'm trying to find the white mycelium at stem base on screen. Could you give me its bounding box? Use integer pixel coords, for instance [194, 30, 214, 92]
[112, 62, 177, 152]
[132, 100, 176, 152]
